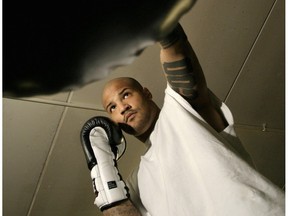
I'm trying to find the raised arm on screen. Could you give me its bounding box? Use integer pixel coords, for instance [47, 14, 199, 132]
[159, 24, 228, 132]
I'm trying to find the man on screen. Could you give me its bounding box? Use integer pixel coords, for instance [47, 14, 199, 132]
[86, 24, 284, 215]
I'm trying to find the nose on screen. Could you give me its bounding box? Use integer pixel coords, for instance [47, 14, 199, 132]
[120, 103, 131, 115]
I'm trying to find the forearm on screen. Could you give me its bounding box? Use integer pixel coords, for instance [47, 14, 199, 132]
[159, 23, 208, 106]
[80, 117, 142, 216]
[103, 200, 141, 216]
[159, 24, 193, 61]
[159, 24, 228, 132]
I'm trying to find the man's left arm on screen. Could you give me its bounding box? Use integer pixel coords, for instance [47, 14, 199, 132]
[158, 23, 228, 132]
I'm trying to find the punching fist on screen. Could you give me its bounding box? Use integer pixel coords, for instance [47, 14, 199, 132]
[80, 116, 128, 211]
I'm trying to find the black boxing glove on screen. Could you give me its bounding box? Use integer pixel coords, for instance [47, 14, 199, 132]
[80, 116, 128, 211]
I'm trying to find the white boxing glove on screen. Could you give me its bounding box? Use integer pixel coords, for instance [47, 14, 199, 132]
[80, 116, 128, 211]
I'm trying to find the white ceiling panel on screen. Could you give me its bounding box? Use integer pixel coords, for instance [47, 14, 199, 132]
[226, 0, 284, 129]
[25, 91, 71, 103]
[180, 0, 277, 100]
[3, 99, 65, 216]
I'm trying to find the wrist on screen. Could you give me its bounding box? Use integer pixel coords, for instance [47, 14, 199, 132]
[159, 23, 187, 49]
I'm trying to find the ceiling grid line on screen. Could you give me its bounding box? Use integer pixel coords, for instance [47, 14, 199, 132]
[26, 93, 73, 216]
[234, 123, 284, 133]
[5, 96, 105, 112]
[223, 0, 278, 103]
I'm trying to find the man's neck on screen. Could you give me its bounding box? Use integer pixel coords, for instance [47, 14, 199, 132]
[136, 108, 160, 143]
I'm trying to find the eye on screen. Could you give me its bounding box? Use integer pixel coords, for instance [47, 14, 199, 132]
[123, 92, 130, 99]
[109, 105, 116, 113]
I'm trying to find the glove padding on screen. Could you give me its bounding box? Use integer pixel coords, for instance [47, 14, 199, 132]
[80, 116, 128, 211]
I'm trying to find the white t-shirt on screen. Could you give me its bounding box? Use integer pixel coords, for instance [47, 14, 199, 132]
[127, 85, 284, 216]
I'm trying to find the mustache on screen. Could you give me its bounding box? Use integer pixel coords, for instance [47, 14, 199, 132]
[123, 110, 137, 123]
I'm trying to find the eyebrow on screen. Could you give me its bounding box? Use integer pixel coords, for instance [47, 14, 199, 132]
[105, 88, 130, 111]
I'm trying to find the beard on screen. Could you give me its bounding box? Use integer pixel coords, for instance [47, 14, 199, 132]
[118, 123, 137, 135]
[118, 103, 159, 140]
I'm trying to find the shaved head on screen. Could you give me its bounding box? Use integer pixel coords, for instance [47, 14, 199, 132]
[102, 77, 144, 107]
[101, 77, 160, 141]
[103, 77, 143, 92]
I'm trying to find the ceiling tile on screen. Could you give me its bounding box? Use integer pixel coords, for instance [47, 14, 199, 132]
[26, 91, 71, 102]
[3, 99, 65, 216]
[181, 0, 276, 100]
[226, 0, 284, 129]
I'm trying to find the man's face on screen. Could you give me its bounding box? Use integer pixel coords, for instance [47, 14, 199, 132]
[102, 79, 156, 137]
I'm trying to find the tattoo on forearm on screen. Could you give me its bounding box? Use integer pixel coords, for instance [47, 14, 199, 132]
[163, 57, 198, 99]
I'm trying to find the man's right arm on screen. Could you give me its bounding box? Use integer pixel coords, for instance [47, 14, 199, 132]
[80, 116, 141, 216]
[103, 200, 141, 216]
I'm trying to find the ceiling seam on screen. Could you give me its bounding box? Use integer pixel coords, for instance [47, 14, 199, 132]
[26, 92, 73, 216]
[223, 0, 278, 103]
[4, 96, 105, 112]
[234, 123, 284, 133]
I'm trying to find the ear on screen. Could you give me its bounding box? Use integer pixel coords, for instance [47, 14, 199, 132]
[143, 87, 152, 99]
